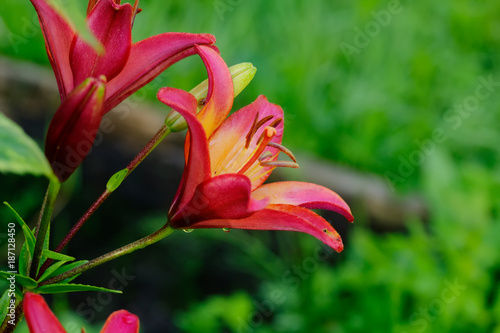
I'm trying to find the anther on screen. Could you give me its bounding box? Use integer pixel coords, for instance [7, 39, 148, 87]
[267, 142, 297, 163]
[268, 118, 283, 128]
[245, 112, 260, 148]
[258, 151, 273, 162]
[260, 161, 299, 168]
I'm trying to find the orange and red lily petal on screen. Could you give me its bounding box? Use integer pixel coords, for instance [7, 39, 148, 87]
[186, 204, 345, 252]
[157, 87, 211, 215]
[30, 0, 75, 99]
[194, 45, 234, 137]
[100, 310, 139, 333]
[104, 33, 217, 112]
[45, 77, 106, 182]
[208, 95, 284, 189]
[169, 174, 269, 227]
[252, 181, 354, 222]
[70, 0, 133, 87]
[24, 292, 66, 333]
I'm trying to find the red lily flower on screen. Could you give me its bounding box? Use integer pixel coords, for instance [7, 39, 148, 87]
[23, 292, 139, 333]
[44, 76, 106, 181]
[157, 48, 353, 252]
[31, 0, 216, 180]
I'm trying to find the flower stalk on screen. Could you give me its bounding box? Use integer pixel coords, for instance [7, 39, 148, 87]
[37, 125, 172, 279]
[29, 178, 61, 279]
[40, 224, 174, 286]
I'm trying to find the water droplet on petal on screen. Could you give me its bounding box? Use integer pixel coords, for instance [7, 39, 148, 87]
[222, 228, 231, 233]
[183, 229, 194, 233]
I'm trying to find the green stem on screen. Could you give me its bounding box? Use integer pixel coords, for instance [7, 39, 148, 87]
[39, 224, 175, 286]
[37, 125, 171, 279]
[29, 178, 60, 279]
[0, 300, 23, 333]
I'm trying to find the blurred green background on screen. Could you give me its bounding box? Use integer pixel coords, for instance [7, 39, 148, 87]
[1, 0, 500, 332]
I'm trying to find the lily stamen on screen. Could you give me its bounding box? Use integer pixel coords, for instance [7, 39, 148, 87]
[268, 118, 282, 129]
[245, 114, 274, 148]
[267, 142, 297, 162]
[260, 161, 299, 168]
[237, 127, 277, 174]
[258, 151, 274, 162]
[245, 112, 260, 148]
[254, 115, 274, 132]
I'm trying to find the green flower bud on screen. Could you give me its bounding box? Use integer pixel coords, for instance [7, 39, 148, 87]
[165, 62, 257, 132]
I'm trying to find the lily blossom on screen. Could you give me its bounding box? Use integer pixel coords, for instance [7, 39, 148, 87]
[157, 52, 353, 251]
[23, 292, 139, 333]
[31, 0, 216, 180]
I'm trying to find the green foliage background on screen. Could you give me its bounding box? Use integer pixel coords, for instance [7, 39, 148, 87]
[1, 0, 499, 332]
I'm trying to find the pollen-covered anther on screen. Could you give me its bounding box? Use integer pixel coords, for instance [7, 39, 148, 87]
[267, 142, 297, 163]
[258, 151, 274, 162]
[245, 112, 260, 148]
[268, 118, 283, 128]
[238, 127, 277, 174]
[245, 113, 274, 148]
[259, 160, 299, 169]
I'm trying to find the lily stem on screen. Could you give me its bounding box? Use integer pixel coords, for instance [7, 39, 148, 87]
[37, 125, 171, 279]
[39, 224, 174, 286]
[29, 179, 60, 279]
[0, 301, 23, 333]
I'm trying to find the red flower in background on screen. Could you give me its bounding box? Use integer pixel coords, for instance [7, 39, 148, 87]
[23, 292, 139, 333]
[31, 0, 216, 180]
[158, 46, 353, 252]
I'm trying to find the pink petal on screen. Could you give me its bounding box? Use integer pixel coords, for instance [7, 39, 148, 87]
[252, 181, 354, 222]
[45, 77, 106, 182]
[170, 173, 268, 228]
[189, 204, 344, 252]
[157, 87, 211, 216]
[209, 95, 284, 189]
[24, 292, 66, 333]
[194, 45, 234, 138]
[100, 310, 139, 333]
[70, 0, 133, 87]
[30, 0, 75, 99]
[104, 33, 216, 112]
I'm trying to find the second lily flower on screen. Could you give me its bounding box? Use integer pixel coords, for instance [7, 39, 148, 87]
[159, 46, 353, 252]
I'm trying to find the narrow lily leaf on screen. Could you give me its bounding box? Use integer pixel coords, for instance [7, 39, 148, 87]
[46, 0, 103, 54]
[106, 168, 129, 192]
[36, 220, 53, 273]
[3, 202, 36, 256]
[37, 260, 69, 283]
[0, 271, 38, 289]
[44, 260, 88, 283]
[0, 289, 10, 324]
[0, 112, 53, 178]
[19, 241, 30, 277]
[35, 283, 122, 294]
[41, 250, 75, 262]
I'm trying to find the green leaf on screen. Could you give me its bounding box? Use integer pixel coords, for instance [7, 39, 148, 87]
[37, 222, 52, 273]
[35, 283, 122, 294]
[0, 289, 11, 324]
[0, 271, 38, 289]
[19, 241, 30, 277]
[41, 249, 75, 262]
[37, 260, 68, 283]
[44, 260, 88, 283]
[106, 168, 128, 192]
[3, 202, 36, 256]
[0, 112, 54, 178]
